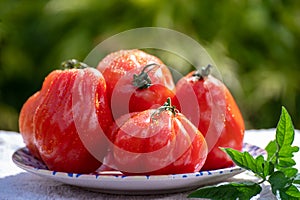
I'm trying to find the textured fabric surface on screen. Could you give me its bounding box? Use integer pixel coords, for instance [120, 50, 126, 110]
[0, 129, 299, 200]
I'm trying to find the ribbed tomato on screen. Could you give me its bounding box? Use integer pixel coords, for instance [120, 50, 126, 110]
[19, 59, 113, 173]
[19, 91, 42, 160]
[19, 71, 60, 160]
[107, 98, 208, 175]
[174, 65, 245, 170]
[97, 49, 176, 119]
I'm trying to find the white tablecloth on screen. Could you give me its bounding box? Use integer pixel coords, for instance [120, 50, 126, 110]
[0, 129, 299, 200]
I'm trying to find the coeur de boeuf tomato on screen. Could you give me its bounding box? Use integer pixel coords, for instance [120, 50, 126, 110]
[19, 59, 113, 173]
[19, 70, 62, 160]
[97, 49, 176, 119]
[174, 65, 245, 170]
[19, 91, 42, 160]
[106, 98, 208, 175]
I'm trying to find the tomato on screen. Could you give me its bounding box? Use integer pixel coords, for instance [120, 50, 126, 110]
[174, 65, 245, 170]
[19, 59, 113, 173]
[110, 63, 178, 119]
[19, 92, 42, 159]
[96, 49, 176, 119]
[106, 98, 208, 175]
[19, 71, 60, 160]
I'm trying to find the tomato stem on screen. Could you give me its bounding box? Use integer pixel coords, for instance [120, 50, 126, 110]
[152, 97, 178, 120]
[132, 63, 160, 89]
[192, 64, 212, 79]
[61, 59, 89, 69]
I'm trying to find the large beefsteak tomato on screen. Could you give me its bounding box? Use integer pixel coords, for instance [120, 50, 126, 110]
[97, 49, 176, 119]
[107, 98, 208, 175]
[174, 65, 245, 170]
[19, 59, 113, 173]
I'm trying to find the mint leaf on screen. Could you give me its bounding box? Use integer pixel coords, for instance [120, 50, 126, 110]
[188, 182, 261, 200]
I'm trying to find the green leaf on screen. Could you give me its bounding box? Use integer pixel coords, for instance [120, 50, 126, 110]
[285, 185, 300, 198]
[255, 155, 274, 178]
[276, 107, 295, 148]
[222, 148, 256, 170]
[268, 171, 292, 195]
[280, 168, 298, 178]
[279, 185, 300, 200]
[188, 182, 262, 200]
[294, 174, 300, 185]
[278, 157, 296, 168]
[188, 107, 299, 200]
[222, 148, 271, 179]
[265, 140, 277, 164]
[271, 107, 299, 170]
[278, 146, 299, 157]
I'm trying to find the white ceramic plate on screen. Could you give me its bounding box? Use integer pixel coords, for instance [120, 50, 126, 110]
[12, 143, 265, 194]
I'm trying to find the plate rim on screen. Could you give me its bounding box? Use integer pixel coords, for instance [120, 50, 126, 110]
[11, 142, 265, 194]
[12, 148, 247, 180]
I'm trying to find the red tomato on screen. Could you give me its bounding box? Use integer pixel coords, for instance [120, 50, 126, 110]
[107, 98, 208, 175]
[174, 65, 245, 170]
[97, 49, 176, 119]
[19, 71, 60, 160]
[19, 59, 113, 173]
[110, 63, 178, 119]
[19, 92, 42, 159]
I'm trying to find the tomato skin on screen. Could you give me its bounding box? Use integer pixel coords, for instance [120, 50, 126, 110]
[19, 65, 113, 174]
[174, 70, 245, 170]
[110, 69, 178, 119]
[19, 71, 59, 160]
[108, 106, 208, 175]
[19, 92, 42, 159]
[129, 85, 177, 112]
[97, 49, 176, 119]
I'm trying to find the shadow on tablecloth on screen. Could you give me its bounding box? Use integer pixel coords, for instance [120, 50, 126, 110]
[0, 172, 194, 200]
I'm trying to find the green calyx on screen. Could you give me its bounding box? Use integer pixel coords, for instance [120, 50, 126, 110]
[61, 59, 89, 69]
[132, 63, 160, 89]
[151, 97, 178, 120]
[192, 64, 212, 79]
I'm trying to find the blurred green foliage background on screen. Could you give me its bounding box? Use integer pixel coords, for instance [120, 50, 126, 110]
[1, 0, 300, 131]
